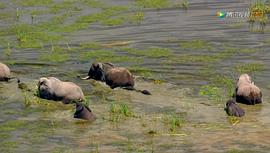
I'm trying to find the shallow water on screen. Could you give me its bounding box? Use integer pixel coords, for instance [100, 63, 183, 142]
[0, 0, 270, 152]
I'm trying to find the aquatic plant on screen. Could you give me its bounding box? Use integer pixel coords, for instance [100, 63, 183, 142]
[3, 42, 12, 57]
[182, 0, 189, 11]
[129, 66, 154, 78]
[234, 63, 265, 74]
[109, 102, 133, 122]
[82, 49, 142, 63]
[80, 42, 103, 49]
[101, 17, 125, 26]
[12, 0, 53, 7]
[211, 75, 235, 97]
[179, 40, 213, 50]
[248, 1, 270, 32]
[10, 23, 61, 48]
[60, 6, 129, 32]
[0, 2, 5, 9]
[135, 0, 170, 9]
[163, 112, 186, 132]
[199, 85, 225, 102]
[49, 0, 80, 14]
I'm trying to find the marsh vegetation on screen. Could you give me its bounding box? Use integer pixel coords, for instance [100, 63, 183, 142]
[0, 0, 270, 152]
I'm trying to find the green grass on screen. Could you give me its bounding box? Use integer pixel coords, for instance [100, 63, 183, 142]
[40, 52, 69, 63]
[12, 0, 53, 7]
[211, 75, 235, 97]
[60, 6, 128, 32]
[101, 17, 125, 26]
[82, 49, 143, 63]
[163, 112, 186, 132]
[10, 23, 61, 48]
[109, 102, 133, 122]
[135, 0, 170, 9]
[129, 66, 154, 78]
[80, 42, 103, 49]
[179, 40, 213, 50]
[0, 120, 27, 132]
[49, 1, 81, 14]
[0, 2, 5, 9]
[248, 1, 270, 32]
[199, 85, 225, 102]
[234, 63, 265, 74]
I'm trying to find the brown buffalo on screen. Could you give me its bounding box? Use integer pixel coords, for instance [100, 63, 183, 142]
[81, 62, 151, 95]
[235, 74, 262, 105]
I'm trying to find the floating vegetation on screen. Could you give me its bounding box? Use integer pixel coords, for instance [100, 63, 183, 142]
[12, 0, 54, 7]
[101, 17, 125, 26]
[80, 42, 103, 49]
[199, 85, 225, 102]
[0, 2, 5, 9]
[10, 24, 61, 48]
[129, 66, 154, 78]
[211, 75, 235, 97]
[49, 0, 81, 14]
[135, 0, 170, 9]
[179, 40, 213, 50]
[60, 6, 129, 32]
[181, 0, 189, 11]
[82, 49, 143, 63]
[234, 63, 265, 74]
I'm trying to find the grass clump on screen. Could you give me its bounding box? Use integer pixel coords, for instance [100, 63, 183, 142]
[163, 112, 186, 132]
[211, 75, 235, 97]
[128, 11, 145, 24]
[234, 63, 265, 74]
[248, 1, 270, 32]
[179, 40, 213, 50]
[135, 0, 170, 9]
[199, 85, 225, 102]
[109, 102, 133, 122]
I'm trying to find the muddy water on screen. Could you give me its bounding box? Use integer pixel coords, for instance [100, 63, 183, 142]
[1, 0, 270, 152]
